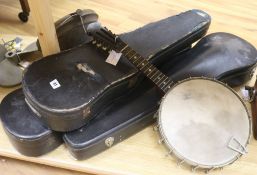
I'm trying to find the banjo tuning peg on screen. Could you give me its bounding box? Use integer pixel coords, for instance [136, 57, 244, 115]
[102, 46, 107, 51]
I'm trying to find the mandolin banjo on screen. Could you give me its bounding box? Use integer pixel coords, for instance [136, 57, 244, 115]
[87, 23, 251, 172]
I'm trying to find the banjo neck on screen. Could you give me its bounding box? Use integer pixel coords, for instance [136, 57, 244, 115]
[116, 40, 173, 93]
[88, 23, 173, 93]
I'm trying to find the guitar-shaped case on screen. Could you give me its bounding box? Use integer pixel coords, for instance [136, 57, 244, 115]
[63, 32, 257, 160]
[23, 9, 211, 132]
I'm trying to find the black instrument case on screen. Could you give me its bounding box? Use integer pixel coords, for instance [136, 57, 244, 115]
[22, 9, 211, 132]
[64, 32, 257, 160]
[55, 9, 99, 50]
[0, 89, 62, 156]
[165, 32, 257, 87]
[0, 9, 211, 157]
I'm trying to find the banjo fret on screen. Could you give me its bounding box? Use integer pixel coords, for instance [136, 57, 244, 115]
[149, 69, 159, 79]
[142, 64, 152, 73]
[160, 77, 168, 87]
[162, 79, 173, 91]
[131, 54, 139, 64]
[133, 54, 142, 64]
[146, 65, 158, 77]
[135, 58, 145, 67]
[155, 74, 165, 84]
[116, 41, 173, 93]
[139, 60, 150, 71]
[129, 53, 137, 62]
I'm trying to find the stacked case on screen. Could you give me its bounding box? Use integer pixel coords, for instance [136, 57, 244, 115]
[1, 9, 257, 159]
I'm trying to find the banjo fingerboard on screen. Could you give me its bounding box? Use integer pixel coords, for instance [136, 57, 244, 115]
[117, 41, 173, 93]
[89, 25, 173, 93]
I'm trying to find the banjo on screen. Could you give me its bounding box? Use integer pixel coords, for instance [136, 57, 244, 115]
[87, 23, 251, 172]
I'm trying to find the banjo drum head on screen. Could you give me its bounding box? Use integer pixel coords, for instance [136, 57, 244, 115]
[158, 78, 251, 169]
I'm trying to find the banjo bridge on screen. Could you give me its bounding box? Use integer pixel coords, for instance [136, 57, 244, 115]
[227, 137, 247, 155]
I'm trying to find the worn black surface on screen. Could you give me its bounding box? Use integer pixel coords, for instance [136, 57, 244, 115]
[163, 32, 257, 87]
[23, 9, 211, 132]
[55, 9, 99, 50]
[0, 89, 62, 157]
[64, 32, 257, 160]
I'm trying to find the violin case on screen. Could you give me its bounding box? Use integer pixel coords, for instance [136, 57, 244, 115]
[64, 32, 257, 160]
[22, 9, 211, 132]
[164, 32, 257, 87]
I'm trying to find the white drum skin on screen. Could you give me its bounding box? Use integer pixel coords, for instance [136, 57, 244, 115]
[158, 78, 251, 169]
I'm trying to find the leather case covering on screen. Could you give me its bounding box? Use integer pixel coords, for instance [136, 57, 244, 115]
[0, 89, 62, 156]
[22, 10, 211, 132]
[55, 9, 99, 50]
[64, 32, 257, 160]
[164, 32, 257, 87]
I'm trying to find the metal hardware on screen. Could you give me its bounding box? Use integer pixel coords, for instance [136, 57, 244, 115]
[158, 138, 164, 144]
[83, 107, 91, 118]
[165, 150, 173, 157]
[242, 86, 255, 102]
[249, 69, 255, 78]
[191, 165, 199, 172]
[153, 124, 159, 131]
[105, 137, 114, 147]
[5, 50, 16, 58]
[157, 73, 251, 172]
[153, 112, 158, 119]
[177, 159, 185, 167]
[205, 167, 215, 174]
[18, 61, 31, 69]
[227, 137, 247, 155]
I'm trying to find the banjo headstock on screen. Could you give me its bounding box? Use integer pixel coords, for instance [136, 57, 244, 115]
[86, 22, 124, 53]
